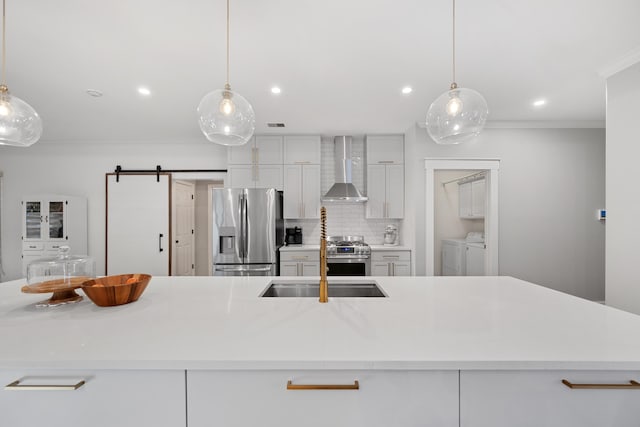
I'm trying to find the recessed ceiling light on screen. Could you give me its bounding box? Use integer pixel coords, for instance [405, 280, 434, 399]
[137, 87, 151, 96]
[271, 87, 281, 94]
[86, 89, 103, 98]
[402, 86, 413, 94]
[533, 99, 546, 107]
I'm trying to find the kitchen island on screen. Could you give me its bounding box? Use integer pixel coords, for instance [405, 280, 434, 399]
[1, 275, 640, 426]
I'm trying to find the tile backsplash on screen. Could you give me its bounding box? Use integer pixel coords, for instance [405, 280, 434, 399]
[285, 136, 401, 245]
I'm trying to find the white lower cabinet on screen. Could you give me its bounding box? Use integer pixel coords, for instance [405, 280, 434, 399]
[460, 370, 640, 427]
[0, 369, 186, 427]
[187, 370, 459, 427]
[280, 250, 319, 276]
[465, 244, 485, 276]
[371, 250, 411, 276]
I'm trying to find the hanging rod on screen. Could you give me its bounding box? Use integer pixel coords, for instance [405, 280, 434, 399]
[441, 171, 486, 186]
[113, 165, 227, 182]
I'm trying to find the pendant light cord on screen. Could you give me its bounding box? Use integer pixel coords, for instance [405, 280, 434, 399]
[2, 0, 6, 86]
[452, 0, 456, 86]
[225, 0, 230, 88]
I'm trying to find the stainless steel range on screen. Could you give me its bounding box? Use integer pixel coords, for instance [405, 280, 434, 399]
[326, 235, 371, 276]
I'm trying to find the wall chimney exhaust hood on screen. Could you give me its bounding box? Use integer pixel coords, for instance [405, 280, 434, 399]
[322, 136, 368, 203]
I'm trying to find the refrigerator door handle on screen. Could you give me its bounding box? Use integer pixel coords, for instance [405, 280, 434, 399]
[238, 193, 245, 259]
[215, 266, 273, 272]
[243, 194, 249, 259]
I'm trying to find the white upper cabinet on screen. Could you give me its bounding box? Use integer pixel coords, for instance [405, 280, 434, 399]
[459, 178, 485, 219]
[227, 136, 284, 189]
[366, 135, 404, 164]
[366, 135, 404, 219]
[227, 137, 255, 164]
[385, 164, 404, 218]
[366, 164, 404, 219]
[471, 179, 486, 217]
[284, 135, 321, 164]
[228, 136, 283, 165]
[283, 136, 321, 218]
[283, 164, 320, 219]
[255, 135, 284, 165]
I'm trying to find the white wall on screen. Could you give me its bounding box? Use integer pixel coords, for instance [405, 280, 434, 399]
[605, 61, 640, 314]
[404, 126, 606, 300]
[0, 140, 227, 280]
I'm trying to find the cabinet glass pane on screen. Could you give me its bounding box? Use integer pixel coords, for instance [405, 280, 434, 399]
[48, 201, 64, 239]
[25, 202, 41, 239]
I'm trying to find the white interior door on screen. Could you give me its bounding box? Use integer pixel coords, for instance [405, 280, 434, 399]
[173, 180, 195, 276]
[107, 174, 171, 276]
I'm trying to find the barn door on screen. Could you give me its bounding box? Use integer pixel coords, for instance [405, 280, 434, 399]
[106, 173, 171, 275]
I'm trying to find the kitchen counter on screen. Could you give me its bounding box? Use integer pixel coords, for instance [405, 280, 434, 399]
[1, 276, 640, 371]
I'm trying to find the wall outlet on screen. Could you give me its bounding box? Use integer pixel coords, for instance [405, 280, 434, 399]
[596, 209, 606, 220]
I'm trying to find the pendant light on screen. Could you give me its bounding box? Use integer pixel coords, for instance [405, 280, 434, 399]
[0, 0, 42, 147]
[426, 0, 488, 145]
[197, 0, 255, 146]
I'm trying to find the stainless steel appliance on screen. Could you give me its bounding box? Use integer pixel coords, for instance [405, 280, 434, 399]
[322, 136, 368, 203]
[212, 188, 283, 276]
[285, 227, 303, 245]
[326, 235, 371, 276]
[384, 224, 398, 246]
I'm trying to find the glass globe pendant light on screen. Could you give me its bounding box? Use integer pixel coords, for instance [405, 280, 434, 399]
[197, 0, 255, 146]
[426, 0, 488, 145]
[0, 0, 42, 147]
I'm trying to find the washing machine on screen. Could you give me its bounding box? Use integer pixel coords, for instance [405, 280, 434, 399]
[441, 239, 467, 276]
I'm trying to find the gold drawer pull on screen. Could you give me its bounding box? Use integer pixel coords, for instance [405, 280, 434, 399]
[287, 380, 359, 390]
[5, 379, 86, 391]
[562, 379, 640, 389]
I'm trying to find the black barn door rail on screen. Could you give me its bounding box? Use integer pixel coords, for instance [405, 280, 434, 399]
[113, 165, 227, 182]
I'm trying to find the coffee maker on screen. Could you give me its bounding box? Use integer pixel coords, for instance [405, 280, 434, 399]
[285, 227, 303, 245]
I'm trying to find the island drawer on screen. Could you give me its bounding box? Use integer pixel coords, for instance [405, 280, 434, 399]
[0, 369, 186, 427]
[460, 370, 640, 427]
[187, 370, 458, 427]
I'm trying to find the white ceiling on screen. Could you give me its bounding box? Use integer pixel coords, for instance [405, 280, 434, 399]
[7, 0, 640, 142]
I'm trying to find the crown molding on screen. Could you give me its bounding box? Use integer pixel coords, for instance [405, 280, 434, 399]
[598, 46, 640, 78]
[416, 120, 605, 129]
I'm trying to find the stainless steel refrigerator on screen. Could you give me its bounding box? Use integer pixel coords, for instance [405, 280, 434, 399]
[212, 188, 283, 276]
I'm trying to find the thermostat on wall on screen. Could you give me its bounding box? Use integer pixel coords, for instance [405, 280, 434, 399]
[596, 209, 606, 220]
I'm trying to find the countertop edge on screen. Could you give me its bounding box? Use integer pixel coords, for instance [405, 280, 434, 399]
[4, 360, 640, 371]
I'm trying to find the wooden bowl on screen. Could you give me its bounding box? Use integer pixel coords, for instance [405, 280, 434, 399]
[81, 274, 151, 307]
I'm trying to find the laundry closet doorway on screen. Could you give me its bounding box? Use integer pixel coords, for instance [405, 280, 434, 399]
[424, 158, 500, 276]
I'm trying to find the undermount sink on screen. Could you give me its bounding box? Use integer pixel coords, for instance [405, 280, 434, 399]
[261, 280, 386, 298]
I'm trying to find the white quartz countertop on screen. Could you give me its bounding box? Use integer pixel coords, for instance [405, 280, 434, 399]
[1, 276, 640, 371]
